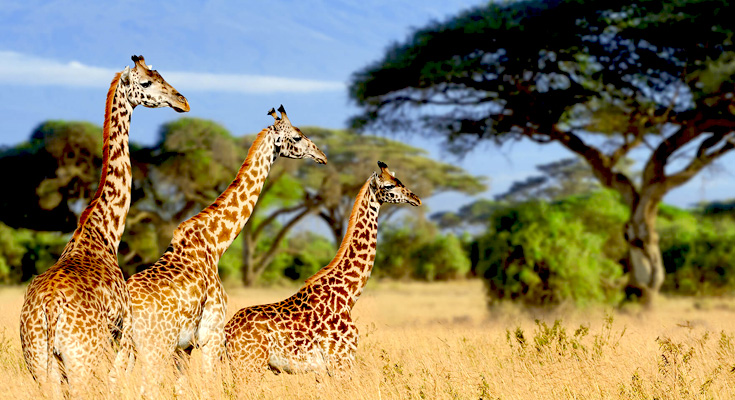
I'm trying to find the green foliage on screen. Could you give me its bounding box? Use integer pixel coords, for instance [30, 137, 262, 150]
[0, 223, 27, 283]
[475, 190, 627, 306]
[154, 118, 245, 201]
[350, 0, 735, 147]
[260, 232, 336, 284]
[0, 222, 67, 283]
[432, 199, 502, 232]
[376, 217, 471, 281]
[495, 158, 601, 202]
[658, 205, 735, 295]
[298, 127, 487, 203]
[220, 229, 337, 286]
[0, 120, 103, 232]
[31, 120, 103, 211]
[218, 231, 244, 283]
[699, 199, 735, 218]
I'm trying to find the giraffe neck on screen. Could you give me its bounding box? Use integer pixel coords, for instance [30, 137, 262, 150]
[64, 73, 133, 257]
[171, 127, 277, 262]
[304, 178, 380, 310]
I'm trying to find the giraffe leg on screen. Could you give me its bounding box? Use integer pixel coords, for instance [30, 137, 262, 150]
[325, 322, 358, 379]
[21, 297, 72, 398]
[227, 333, 270, 394]
[47, 352, 65, 399]
[199, 327, 225, 397]
[130, 303, 178, 397]
[20, 311, 48, 384]
[198, 290, 227, 395]
[172, 345, 193, 397]
[57, 323, 110, 398]
[135, 340, 172, 398]
[110, 318, 134, 388]
[200, 329, 225, 373]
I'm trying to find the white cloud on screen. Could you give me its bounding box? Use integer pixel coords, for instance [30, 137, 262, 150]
[0, 51, 114, 88]
[165, 71, 345, 93]
[0, 51, 345, 93]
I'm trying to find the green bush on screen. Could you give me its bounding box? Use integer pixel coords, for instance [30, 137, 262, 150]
[659, 205, 735, 295]
[411, 233, 471, 280]
[0, 222, 68, 283]
[474, 190, 627, 306]
[375, 217, 471, 281]
[260, 232, 336, 284]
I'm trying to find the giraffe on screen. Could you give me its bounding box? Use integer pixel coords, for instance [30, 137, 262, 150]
[224, 161, 421, 382]
[19, 55, 189, 396]
[125, 106, 327, 392]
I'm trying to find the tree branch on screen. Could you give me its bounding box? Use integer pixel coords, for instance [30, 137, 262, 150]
[546, 126, 638, 205]
[253, 204, 307, 240]
[664, 133, 735, 191]
[125, 210, 158, 227]
[610, 116, 647, 166]
[644, 117, 735, 186]
[253, 207, 319, 276]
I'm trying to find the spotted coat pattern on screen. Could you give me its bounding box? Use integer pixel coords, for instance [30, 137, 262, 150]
[225, 161, 421, 381]
[125, 106, 327, 389]
[19, 55, 189, 396]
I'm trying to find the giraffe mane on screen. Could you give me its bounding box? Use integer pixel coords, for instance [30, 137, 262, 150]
[242, 128, 270, 169]
[304, 177, 372, 285]
[74, 72, 122, 237]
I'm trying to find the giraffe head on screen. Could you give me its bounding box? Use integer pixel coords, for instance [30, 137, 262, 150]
[371, 161, 421, 206]
[120, 55, 190, 113]
[267, 105, 327, 164]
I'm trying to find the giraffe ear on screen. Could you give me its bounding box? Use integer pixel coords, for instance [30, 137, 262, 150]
[274, 134, 283, 147]
[120, 66, 131, 84]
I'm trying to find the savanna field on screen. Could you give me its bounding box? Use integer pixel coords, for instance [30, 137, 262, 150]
[1, 280, 734, 399]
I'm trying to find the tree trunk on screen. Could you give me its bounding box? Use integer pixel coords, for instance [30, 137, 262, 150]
[624, 194, 665, 305]
[241, 228, 258, 287]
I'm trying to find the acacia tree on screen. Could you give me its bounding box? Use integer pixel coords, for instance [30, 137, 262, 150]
[239, 127, 486, 286]
[0, 120, 102, 232]
[349, 0, 735, 303]
[495, 158, 602, 202]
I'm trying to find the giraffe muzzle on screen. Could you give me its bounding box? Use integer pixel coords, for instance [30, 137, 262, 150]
[172, 95, 190, 113]
[407, 193, 421, 206]
[310, 148, 328, 164]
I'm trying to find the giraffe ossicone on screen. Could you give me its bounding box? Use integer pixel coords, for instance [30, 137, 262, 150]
[125, 106, 327, 394]
[225, 161, 420, 382]
[19, 55, 188, 397]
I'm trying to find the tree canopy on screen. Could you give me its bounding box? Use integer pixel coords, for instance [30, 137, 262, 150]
[0, 121, 102, 232]
[349, 0, 735, 302]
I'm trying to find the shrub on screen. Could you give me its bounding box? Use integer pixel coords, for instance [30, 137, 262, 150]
[659, 206, 735, 295]
[474, 190, 627, 306]
[376, 217, 471, 281]
[0, 222, 67, 283]
[258, 232, 336, 285]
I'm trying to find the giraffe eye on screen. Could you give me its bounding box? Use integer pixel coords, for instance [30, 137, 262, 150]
[140, 81, 152, 88]
[384, 185, 395, 190]
[291, 136, 302, 142]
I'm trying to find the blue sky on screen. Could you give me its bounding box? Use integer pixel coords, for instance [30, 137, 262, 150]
[1, 0, 733, 214]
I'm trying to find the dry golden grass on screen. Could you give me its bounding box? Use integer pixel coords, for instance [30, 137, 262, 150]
[2, 280, 735, 399]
